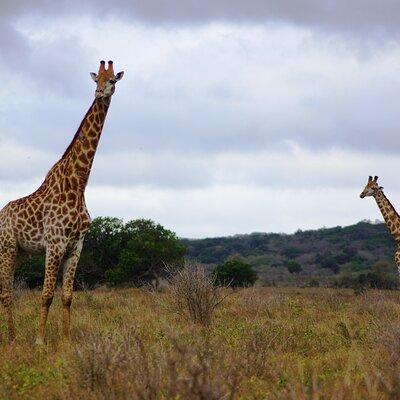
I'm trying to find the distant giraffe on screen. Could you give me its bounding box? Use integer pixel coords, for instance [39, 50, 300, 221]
[0, 60, 124, 344]
[360, 175, 400, 277]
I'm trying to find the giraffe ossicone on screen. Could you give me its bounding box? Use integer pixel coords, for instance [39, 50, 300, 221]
[360, 175, 400, 277]
[0, 60, 124, 344]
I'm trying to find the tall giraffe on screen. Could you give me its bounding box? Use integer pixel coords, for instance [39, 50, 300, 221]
[0, 60, 124, 344]
[360, 175, 400, 276]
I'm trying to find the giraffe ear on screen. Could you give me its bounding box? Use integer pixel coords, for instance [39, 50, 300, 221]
[90, 73, 98, 83]
[379, 186, 384, 190]
[114, 71, 124, 81]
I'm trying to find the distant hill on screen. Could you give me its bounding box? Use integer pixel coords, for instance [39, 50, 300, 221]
[182, 221, 397, 286]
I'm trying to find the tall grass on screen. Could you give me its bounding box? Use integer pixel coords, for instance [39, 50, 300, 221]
[1, 287, 400, 399]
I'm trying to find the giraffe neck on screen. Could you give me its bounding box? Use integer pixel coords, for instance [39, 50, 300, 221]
[42, 98, 110, 194]
[374, 190, 400, 240]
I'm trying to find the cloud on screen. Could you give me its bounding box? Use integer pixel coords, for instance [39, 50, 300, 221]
[2, 138, 400, 194]
[82, 184, 384, 238]
[4, 0, 400, 36]
[77, 22, 400, 155]
[1, 3, 400, 236]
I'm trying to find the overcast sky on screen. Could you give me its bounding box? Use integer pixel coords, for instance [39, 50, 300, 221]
[1, 1, 400, 238]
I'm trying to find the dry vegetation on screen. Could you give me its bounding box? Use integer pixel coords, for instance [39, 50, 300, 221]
[2, 281, 400, 399]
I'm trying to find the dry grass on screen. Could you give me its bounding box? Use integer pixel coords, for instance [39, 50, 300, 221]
[166, 263, 229, 326]
[1, 287, 400, 399]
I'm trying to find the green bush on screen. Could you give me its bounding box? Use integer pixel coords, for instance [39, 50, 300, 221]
[287, 261, 302, 274]
[114, 219, 187, 286]
[17, 217, 187, 288]
[335, 260, 398, 290]
[213, 258, 257, 287]
[15, 255, 45, 287]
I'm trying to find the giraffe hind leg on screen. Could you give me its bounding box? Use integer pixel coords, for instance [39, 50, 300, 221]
[61, 238, 84, 341]
[36, 244, 66, 345]
[0, 244, 18, 343]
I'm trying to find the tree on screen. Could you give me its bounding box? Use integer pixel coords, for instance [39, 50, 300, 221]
[213, 258, 257, 287]
[15, 255, 45, 287]
[106, 219, 187, 286]
[287, 261, 302, 274]
[76, 217, 125, 287]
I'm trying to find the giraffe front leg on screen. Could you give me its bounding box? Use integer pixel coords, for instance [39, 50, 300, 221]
[395, 247, 400, 278]
[36, 244, 66, 346]
[61, 238, 84, 341]
[0, 245, 17, 344]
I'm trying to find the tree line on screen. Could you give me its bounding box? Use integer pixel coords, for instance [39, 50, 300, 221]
[18, 218, 395, 290]
[17, 217, 257, 289]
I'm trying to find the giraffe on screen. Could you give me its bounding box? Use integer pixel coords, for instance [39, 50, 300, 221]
[0, 60, 124, 344]
[360, 175, 400, 276]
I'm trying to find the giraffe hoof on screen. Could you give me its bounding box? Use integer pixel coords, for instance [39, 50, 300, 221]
[35, 337, 45, 346]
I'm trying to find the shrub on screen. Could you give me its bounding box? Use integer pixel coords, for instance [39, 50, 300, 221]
[287, 261, 302, 274]
[168, 263, 228, 326]
[213, 258, 257, 287]
[335, 264, 398, 290]
[112, 219, 187, 286]
[15, 255, 44, 287]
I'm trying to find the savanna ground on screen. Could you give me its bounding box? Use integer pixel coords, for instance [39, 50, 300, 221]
[1, 284, 400, 399]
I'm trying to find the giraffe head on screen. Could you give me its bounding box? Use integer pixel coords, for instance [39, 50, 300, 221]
[360, 176, 384, 198]
[90, 60, 124, 101]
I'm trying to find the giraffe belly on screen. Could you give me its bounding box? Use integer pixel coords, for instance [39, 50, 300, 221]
[17, 233, 46, 254]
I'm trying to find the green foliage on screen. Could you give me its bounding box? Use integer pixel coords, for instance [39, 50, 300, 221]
[282, 247, 302, 259]
[213, 258, 257, 287]
[335, 260, 398, 290]
[17, 217, 187, 288]
[76, 217, 125, 286]
[15, 219, 399, 288]
[15, 255, 45, 287]
[287, 261, 302, 274]
[109, 219, 187, 286]
[184, 221, 396, 285]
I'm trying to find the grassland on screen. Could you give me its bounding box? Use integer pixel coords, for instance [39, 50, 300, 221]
[1, 286, 400, 399]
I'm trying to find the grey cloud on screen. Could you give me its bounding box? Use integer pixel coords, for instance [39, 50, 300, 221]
[0, 140, 53, 181]
[22, 38, 96, 97]
[83, 185, 384, 237]
[0, 2, 95, 97]
[0, 23, 28, 63]
[88, 148, 400, 192]
[97, 0, 400, 37]
[4, 136, 400, 194]
[2, 0, 400, 35]
[3, 18, 400, 159]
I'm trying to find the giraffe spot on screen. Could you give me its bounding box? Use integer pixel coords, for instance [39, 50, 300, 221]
[78, 154, 88, 164]
[87, 150, 95, 159]
[70, 177, 78, 190]
[68, 192, 77, 202]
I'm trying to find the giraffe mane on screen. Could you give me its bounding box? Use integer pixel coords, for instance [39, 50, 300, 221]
[60, 100, 96, 160]
[381, 191, 400, 219]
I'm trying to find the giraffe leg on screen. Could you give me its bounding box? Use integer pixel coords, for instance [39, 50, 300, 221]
[0, 244, 17, 343]
[36, 244, 66, 346]
[61, 238, 84, 341]
[395, 248, 400, 278]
